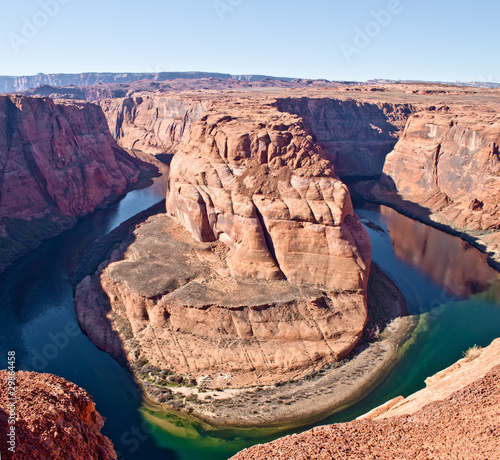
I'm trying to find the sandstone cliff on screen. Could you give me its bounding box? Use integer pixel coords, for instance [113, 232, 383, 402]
[231, 338, 500, 459]
[99, 95, 208, 154]
[380, 107, 500, 233]
[0, 95, 142, 272]
[275, 97, 414, 178]
[0, 371, 116, 460]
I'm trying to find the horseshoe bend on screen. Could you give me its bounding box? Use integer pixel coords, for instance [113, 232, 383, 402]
[68, 83, 500, 428]
[1, 78, 500, 458]
[74, 95, 382, 425]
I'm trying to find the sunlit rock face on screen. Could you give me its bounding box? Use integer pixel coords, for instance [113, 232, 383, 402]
[166, 100, 371, 291]
[99, 95, 208, 154]
[381, 109, 500, 232]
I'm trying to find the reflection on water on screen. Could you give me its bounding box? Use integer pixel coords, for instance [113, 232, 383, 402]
[380, 206, 498, 296]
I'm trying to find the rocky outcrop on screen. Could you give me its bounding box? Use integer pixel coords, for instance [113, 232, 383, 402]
[0, 370, 116, 460]
[231, 338, 500, 459]
[276, 97, 414, 177]
[0, 95, 141, 272]
[99, 95, 208, 154]
[166, 101, 371, 290]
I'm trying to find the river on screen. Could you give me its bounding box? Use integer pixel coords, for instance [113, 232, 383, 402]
[1, 178, 499, 460]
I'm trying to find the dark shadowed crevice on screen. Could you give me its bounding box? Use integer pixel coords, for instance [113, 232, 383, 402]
[254, 204, 287, 280]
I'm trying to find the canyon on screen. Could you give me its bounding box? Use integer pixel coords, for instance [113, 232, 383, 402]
[0, 370, 116, 460]
[1, 80, 499, 457]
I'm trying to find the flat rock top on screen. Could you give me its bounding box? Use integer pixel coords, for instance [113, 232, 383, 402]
[109, 214, 325, 307]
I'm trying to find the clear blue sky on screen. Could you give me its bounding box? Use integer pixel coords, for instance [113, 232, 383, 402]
[0, 0, 498, 82]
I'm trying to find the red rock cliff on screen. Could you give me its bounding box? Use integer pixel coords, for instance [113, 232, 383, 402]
[99, 94, 208, 154]
[0, 95, 141, 271]
[381, 108, 500, 232]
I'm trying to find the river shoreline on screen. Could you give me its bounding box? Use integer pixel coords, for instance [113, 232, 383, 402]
[136, 264, 416, 429]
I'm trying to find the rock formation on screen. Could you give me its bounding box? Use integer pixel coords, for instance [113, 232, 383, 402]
[276, 97, 414, 177]
[74, 98, 372, 420]
[231, 338, 500, 460]
[0, 370, 116, 460]
[380, 107, 500, 233]
[99, 95, 208, 155]
[0, 95, 142, 272]
[166, 102, 371, 289]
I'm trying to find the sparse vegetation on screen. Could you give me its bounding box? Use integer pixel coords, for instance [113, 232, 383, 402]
[463, 345, 483, 362]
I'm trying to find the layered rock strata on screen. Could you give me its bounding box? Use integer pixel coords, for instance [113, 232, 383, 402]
[365, 104, 500, 262]
[99, 95, 208, 154]
[0, 371, 116, 460]
[0, 95, 141, 272]
[231, 338, 500, 459]
[275, 97, 414, 177]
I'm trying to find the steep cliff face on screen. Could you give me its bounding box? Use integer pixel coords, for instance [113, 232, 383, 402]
[99, 95, 208, 154]
[380, 109, 500, 232]
[232, 338, 500, 460]
[0, 371, 116, 460]
[275, 97, 414, 178]
[167, 101, 371, 290]
[0, 95, 141, 271]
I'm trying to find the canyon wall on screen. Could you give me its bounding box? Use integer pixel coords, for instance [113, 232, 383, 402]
[99, 95, 208, 154]
[0, 371, 116, 459]
[275, 97, 414, 178]
[0, 95, 141, 272]
[380, 108, 500, 232]
[232, 338, 500, 460]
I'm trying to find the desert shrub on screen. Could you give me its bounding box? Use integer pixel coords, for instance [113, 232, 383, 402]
[463, 345, 483, 362]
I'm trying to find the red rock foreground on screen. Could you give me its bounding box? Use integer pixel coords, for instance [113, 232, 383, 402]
[0, 371, 116, 460]
[232, 338, 500, 459]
